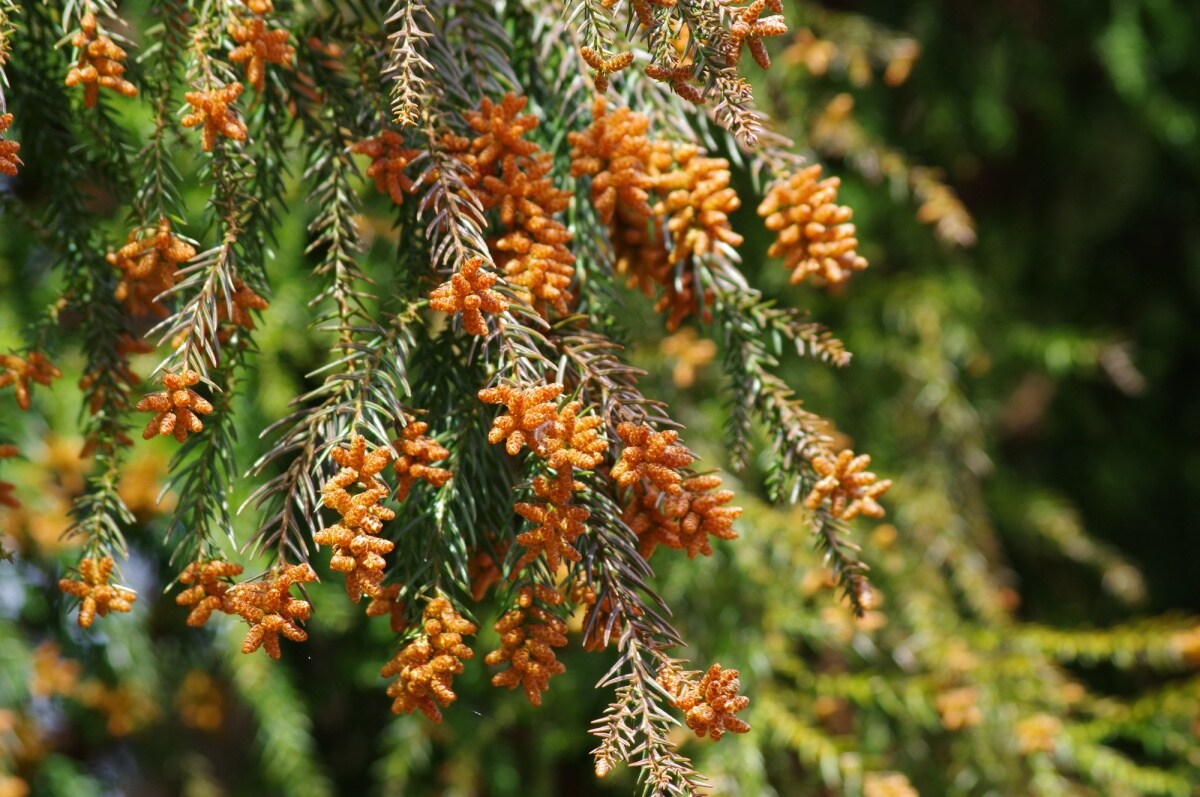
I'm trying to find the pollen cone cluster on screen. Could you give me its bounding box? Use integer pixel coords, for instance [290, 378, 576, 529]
[485, 584, 568, 706]
[175, 559, 246, 627]
[478, 382, 565, 457]
[465, 93, 577, 314]
[726, 0, 789, 69]
[612, 423, 742, 558]
[623, 0, 676, 28]
[0, 113, 22, 176]
[315, 434, 396, 603]
[381, 596, 476, 722]
[759, 164, 868, 287]
[657, 145, 744, 265]
[392, 420, 452, 501]
[610, 422, 693, 494]
[365, 583, 407, 633]
[570, 99, 741, 329]
[479, 382, 604, 574]
[569, 99, 656, 227]
[580, 47, 635, 93]
[224, 564, 317, 659]
[428, 256, 508, 336]
[215, 280, 269, 342]
[0, 352, 62, 411]
[569, 99, 669, 297]
[228, 13, 294, 92]
[64, 13, 137, 108]
[513, 472, 589, 572]
[623, 473, 741, 558]
[57, 556, 137, 628]
[135, 369, 213, 442]
[107, 217, 195, 318]
[351, 130, 420, 205]
[658, 663, 751, 740]
[804, 449, 892, 521]
[542, 400, 607, 471]
[182, 83, 249, 152]
[645, 61, 706, 106]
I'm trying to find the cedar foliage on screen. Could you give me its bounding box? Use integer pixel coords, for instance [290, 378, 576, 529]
[1, 1, 1198, 796]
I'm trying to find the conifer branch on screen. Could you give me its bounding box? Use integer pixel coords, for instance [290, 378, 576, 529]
[591, 637, 707, 795]
[131, 0, 188, 223]
[384, 0, 435, 127]
[9, 3, 136, 560]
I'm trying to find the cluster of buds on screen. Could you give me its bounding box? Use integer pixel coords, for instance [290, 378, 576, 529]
[223, 564, 317, 659]
[480, 382, 606, 574]
[214, 280, 269, 343]
[0, 352, 62, 411]
[570, 98, 671, 297]
[612, 423, 743, 558]
[570, 99, 742, 329]
[622, 0, 675, 28]
[228, 9, 294, 92]
[478, 382, 567, 458]
[365, 583, 407, 633]
[759, 164, 868, 287]
[658, 663, 751, 740]
[381, 596, 477, 722]
[135, 369, 213, 443]
[542, 400, 607, 472]
[580, 46, 635, 93]
[182, 82, 249, 152]
[804, 449, 892, 521]
[107, 217, 195, 317]
[657, 145, 744, 266]
[623, 473, 741, 558]
[175, 559, 246, 627]
[64, 12, 137, 108]
[169, 558, 312, 661]
[57, 556, 137, 628]
[645, 61, 706, 106]
[610, 422, 694, 494]
[314, 434, 396, 603]
[351, 130, 420, 205]
[513, 471, 589, 572]
[0, 113, 21, 176]
[485, 584, 568, 706]
[361, 95, 578, 320]
[653, 147, 742, 328]
[392, 419, 453, 501]
[466, 94, 577, 315]
[428, 256, 508, 336]
[726, 0, 789, 69]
